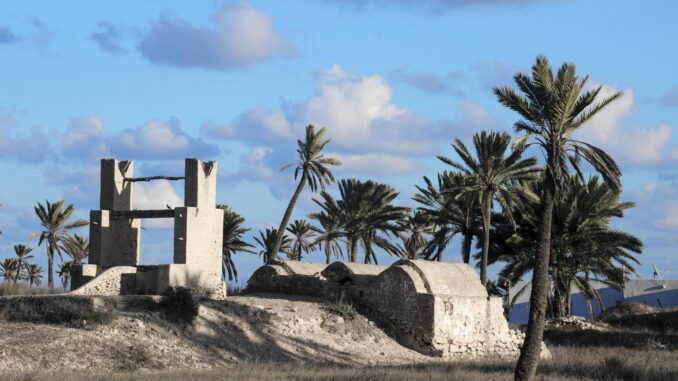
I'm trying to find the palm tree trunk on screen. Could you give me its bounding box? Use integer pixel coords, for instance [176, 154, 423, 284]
[480, 191, 492, 286]
[565, 280, 572, 316]
[325, 244, 331, 264]
[349, 237, 358, 262]
[47, 245, 54, 289]
[462, 232, 472, 264]
[269, 171, 308, 263]
[515, 172, 555, 381]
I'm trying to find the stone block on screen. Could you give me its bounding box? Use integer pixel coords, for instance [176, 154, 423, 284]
[184, 158, 217, 210]
[100, 159, 133, 211]
[89, 209, 141, 267]
[70, 264, 99, 291]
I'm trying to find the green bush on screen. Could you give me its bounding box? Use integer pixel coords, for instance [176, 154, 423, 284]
[158, 286, 199, 325]
[323, 302, 358, 321]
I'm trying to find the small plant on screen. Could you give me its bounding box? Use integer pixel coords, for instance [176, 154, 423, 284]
[323, 302, 358, 321]
[226, 282, 244, 295]
[158, 286, 199, 325]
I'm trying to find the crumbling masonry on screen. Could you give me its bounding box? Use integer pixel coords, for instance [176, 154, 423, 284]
[70, 158, 226, 299]
[248, 259, 549, 359]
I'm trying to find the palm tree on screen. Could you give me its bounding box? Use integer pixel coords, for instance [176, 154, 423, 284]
[493, 176, 641, 318]
[494, 54, 623, 381]
[255, 228, 292, 264]
[30, 199, 88, 288]
[59, 234, 89, 265]
[286, 219, 317, 261]
[270, 125, 341, 262]
[309, 211, 345, 264]
[217, 204, 255, 282]
[57, 261, 73, 289]
[312, 179, 409, 263]
[27, 264, 43, 288]
[0, 258, 19, 283]
[397, 211, 431, 260]
[13, 244, 34, 283]
[414, 171, 481, 263]
[438, 131, 539, 286]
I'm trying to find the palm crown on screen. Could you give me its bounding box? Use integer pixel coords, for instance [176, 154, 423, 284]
[494, 54, 623, 193]
[270, 125, 341, 262]
[438, 130, 540, 285]
[30, 199, 88, 288]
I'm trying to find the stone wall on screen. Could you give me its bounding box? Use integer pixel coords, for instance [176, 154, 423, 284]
[71, 266, 137, 296]
[247, 259, 548, 359]
[247, 261, 329, 296]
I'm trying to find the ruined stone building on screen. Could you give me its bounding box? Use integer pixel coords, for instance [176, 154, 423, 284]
[71, 158, 226, 299]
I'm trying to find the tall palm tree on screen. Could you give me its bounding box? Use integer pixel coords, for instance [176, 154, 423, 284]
[438, 131, 540, 285]
[0, 258, 19, 283]
[13, 244, 34, 283]
[414, 171, 481, 263]
[217, 204, 255, 282]
[255, 228, 292, 264]
[57, 261, 72, 289]
[59, 234, 89, 265]
[312, 179, 409, 263]
[495, 54, 623, 381]
[27, 264, 43, 288]
[30, 199, 88, 288]
[309, 211, 345, 264]
[270, 125, 341, 262]
[286, 219, 317, 261]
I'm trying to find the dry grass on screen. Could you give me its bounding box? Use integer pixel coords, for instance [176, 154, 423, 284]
[0, 295, 115, 327]
[2, 345, 677, 381]
[0, 282, 68, 296]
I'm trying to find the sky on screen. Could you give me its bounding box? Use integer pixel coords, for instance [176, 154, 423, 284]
[1, 0, 677, 286]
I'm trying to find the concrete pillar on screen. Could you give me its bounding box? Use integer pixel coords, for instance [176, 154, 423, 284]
[165, 206, 224, 297]
[100, 159, 133, 210]
[89, 159, 141, 268]
[184, 158, 217, 209]
[89, 209, 141, 267]
[156, 158, 225, 298]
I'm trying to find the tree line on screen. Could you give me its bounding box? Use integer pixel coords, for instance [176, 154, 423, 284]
[220, 55, 640, 380]
[0, 55, 638, 381]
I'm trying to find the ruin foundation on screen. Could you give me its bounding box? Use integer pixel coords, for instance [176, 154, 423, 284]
[248, 259, 548, 359]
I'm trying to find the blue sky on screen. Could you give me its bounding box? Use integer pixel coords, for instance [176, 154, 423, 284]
[1, 0, 677, 285]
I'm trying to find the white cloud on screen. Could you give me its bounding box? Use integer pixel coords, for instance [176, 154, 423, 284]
[0, 107, 52, 162]
[331, 152, 420, 176]
[62, 116, 110, 160]
[139, 2, 293, 70]
[206, 64, 438, 155]
[133, 181, 184, 228]
[60, 117, 219, 161]
[390, 69, 447, 93]
[576, 85, 673, 166]
[634, 181, 678, 230]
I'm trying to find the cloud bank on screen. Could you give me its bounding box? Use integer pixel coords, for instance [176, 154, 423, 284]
[139, 2, 293, 70]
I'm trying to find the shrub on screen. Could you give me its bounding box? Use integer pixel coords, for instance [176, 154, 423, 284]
[323, 302, 358, 321]
[158, 286, 199, 325]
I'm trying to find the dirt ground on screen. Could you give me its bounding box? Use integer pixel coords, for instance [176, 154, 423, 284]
[0, 293, 435, 373]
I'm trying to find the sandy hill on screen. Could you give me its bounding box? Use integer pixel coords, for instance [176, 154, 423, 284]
[0, 294, 436, 373]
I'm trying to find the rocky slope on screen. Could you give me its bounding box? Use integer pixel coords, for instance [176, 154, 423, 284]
[0, 294, 437, 372]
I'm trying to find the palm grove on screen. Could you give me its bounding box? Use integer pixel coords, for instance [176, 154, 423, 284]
[0, 56, 641, 380]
